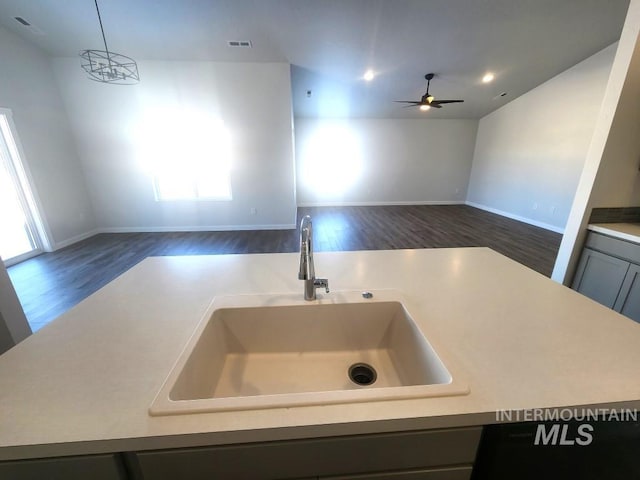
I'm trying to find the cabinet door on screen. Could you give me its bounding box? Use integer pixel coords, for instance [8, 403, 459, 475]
[135, 427, 481, 480]
[0, 454, 126, 480]
[614, 264, 640, 322]
[572, 248, 629, 308]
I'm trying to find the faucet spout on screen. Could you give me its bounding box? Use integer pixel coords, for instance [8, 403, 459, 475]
[298, 215, 329, 300]
[298, 215, 315, 280]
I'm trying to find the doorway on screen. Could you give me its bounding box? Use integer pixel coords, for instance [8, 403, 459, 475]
[0, 109, 47, 266]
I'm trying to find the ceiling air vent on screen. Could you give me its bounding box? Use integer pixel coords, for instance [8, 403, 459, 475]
[227, 40, 252, 48]
[14, 16, 45, 35]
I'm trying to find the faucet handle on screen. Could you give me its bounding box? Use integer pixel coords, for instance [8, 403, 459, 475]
[314, 278, 330, 294]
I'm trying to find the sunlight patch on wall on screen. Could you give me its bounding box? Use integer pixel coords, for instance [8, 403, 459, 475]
[300, 124, 362, 197]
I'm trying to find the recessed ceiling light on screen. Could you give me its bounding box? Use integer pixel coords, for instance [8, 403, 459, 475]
[419, 104, 430, 111]
[363, 69, 375, 81]
[482, 72, 495, 83]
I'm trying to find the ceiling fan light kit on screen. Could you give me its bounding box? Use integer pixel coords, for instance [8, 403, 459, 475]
[394, 73, 463, 111]
[80, 0, 139, 84]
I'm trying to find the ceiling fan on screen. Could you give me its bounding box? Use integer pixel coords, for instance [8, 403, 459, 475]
[395, 73, 464, 110]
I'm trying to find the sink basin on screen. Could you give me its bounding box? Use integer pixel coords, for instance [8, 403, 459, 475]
[150, 291, 468, 415]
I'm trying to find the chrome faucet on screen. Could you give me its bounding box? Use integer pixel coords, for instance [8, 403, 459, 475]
[298, 215, 329, 300]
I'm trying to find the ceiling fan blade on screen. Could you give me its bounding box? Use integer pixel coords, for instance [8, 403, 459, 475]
[395, 74, 465, 110]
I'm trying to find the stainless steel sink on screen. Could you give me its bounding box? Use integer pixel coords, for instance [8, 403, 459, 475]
[150, 291, 468, 415]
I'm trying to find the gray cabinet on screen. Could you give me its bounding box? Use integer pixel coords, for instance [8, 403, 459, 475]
[134, 427, 481, 480]
[0, 453, 126, 480]
[572, 231, 640, 322]
[615, 264, 640, 320]
[572, 248, 629, 308]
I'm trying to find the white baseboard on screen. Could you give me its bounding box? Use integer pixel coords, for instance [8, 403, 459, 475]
[52, 228, 102, 251]
[297, 200, 466, 207]
[465, 201, 565, 234]
[48, 202, 562, 253]
[99, 224, 296, 233]
[49, 224, 296, 251]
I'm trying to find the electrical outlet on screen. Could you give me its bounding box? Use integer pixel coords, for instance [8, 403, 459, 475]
[551, 206, 556, 215]
[250, 208, 257, 215]
[533, 203, 538, 211]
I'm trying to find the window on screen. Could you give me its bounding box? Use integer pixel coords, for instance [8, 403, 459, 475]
[152, 158, 232, 201]
[139, 109, 232, 201]
[300, 124, 362, 197]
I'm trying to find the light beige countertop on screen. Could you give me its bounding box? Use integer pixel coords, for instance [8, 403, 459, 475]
[1, 248, 639, 460]
[588, 222, 640, 244]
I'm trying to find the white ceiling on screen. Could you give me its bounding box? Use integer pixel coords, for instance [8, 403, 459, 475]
[0, 0, 630, 118]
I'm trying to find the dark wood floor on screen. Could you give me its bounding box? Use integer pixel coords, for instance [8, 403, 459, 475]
[8, 205, 562, 331]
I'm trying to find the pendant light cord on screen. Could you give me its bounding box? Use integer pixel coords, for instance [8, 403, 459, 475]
[94, 0, 111, 58]
[80, 0, 139, 83]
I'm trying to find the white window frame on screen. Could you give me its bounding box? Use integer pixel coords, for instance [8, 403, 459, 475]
[0, 108, 52, 265]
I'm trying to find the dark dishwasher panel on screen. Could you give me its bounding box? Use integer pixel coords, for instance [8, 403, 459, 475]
[472, 420, 640, 480]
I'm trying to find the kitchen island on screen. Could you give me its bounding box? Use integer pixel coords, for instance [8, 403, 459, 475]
[1, 248, 639, 477]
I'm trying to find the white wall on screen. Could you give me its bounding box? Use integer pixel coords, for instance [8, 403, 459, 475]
[466, 44, 617, 233]
[0, 261, 31, 355]
[589, 44, 640, 208]
[0, 27, 96, 249]
[553, 0, 640, 283]
[51, 59, 297, 230]
[295, 118, 478, 205]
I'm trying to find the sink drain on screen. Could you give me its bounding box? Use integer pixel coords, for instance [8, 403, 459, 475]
[348, 363, 377, 386]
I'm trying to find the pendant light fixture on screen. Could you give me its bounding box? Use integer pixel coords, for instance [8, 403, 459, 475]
[79, 0, 139, 84]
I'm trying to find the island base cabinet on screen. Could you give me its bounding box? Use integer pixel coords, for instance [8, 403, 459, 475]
[134, 427, 481, 480]
[0, 453, 127, 480]
[322, 466, 473, 479]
